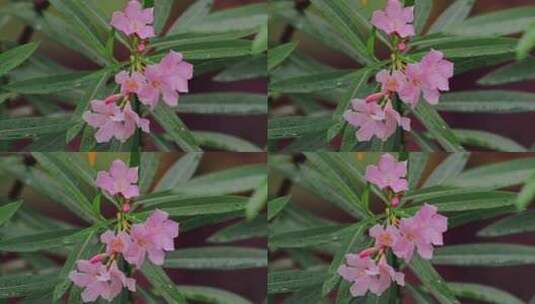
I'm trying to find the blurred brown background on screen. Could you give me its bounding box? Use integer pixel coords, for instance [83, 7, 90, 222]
[269, 152, 535, 303]
[0, 152, 267, 303]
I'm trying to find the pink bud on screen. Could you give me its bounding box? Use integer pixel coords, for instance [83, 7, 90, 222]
[398, 42, 407, 52]
[391, 196, 400, 207]
[104, 94, 122, 105]
[359, 247, 377, 258]
[89, 254, 103, 264]
[122, 203, 131, 213]
[137, 43, 146, 53]
[365, 92, 385, 103]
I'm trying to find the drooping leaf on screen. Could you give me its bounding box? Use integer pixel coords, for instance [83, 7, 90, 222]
[167, 0, 213, 35]
[452, 129, 527, 152]
[176, 285, 253, 304]
[151, 103, 200, 152]
[270, 224, 350, 249]
[136, 195, 249, 217]
[154, 152, 203, 192]
[245, 177, 268, 220]
[414, 0, 433, 34]
[208, 217, 266, 243]
[0, 116, 74, 140]
[0, 201, 22, 226]
[268, 42, 298, 71]
[153, 0, 173, 35]
[0, 42, 40, 77]
[269, 116, 333, 140]
[175, 93, 267, 115]
[478, 58, 535, 85]
[408, 153, 428, 190]
[0, 229, 82, 252]
[192, 131, 263, 152]
[517, 23, 535, 60]
[268, 196, 291, 221]
[0, 272, 60, 299]
[409, 256, 460, 304]
[436, 90, 535, 113]
[412, 102, 464, 152]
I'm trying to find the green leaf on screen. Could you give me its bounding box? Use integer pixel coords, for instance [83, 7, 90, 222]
[141, 263, 186, 304]
[478, 58, 535, 85]
[447, 6, 535, 36]
[0, 42, 40, 77]
[268, 196, 291, 221]
[444, 158, 535, 189]
[152, 30, 256, 50]
[0, 272, 60, 299]
[433, 243, 535, 266]
[176, 93, 266, 115]
[269, 116, 333, 139]
[208, 217, 266, 243]
[428, 0, 475, 33]
[447, 282, 524, 304]
[331, 69, 373, 126]
[0, 116, 74, 140]
[270, 224, 350, 249]
[408, 153, 428, 190]
[406, 284, 437, 304]
[436, 90, 535, 113]
[185, 3, 267, 34]
[411, 102, 464, 152]
[151, 40, 253, 61]
[452, 129, 527, 152]
[414, 0, 433, 34]
[268, 42, 298, 71]
[137, 195, 249, 217]
[192, 131, 263, 152]
[322, 222, 369, 296]
[164, 247, 266, 270]
[0, 229, 82, 252]
[153, 0, 173, 35]
[154, 152, 202, 192]
[151, 103, 200, 152]
[252, 23, 268, 54]
[310, 0, 373, 64]
[52, 227, 98, 301]
[167, 0, 213, 35]
[268, 270, 326, 294]
[478, 210, 535, 237]
[176, 285, 252, 304]
[0, 201, 22, 226]
[407, 191, 517, 212]
[245, 177, 268, 220]
[517, 23, 535, 60]
[423, 153, 469, 187]
[269, 71, 355, 94]
[139, 153, 160, 194]
[516, 172, 535, 210]
[409, 256, 460, 304]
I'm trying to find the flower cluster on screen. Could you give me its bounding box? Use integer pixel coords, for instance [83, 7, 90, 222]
[69, 159, 179, 302]
[83, 0, 193, 143]
[344, 0, 454, 142]
[338, 154, 448, 297]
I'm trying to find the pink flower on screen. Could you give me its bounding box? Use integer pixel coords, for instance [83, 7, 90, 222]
[111, 0, 155, 39]
[338, 254, 404, 297]
[344, 99, 409, 142]
[125, 209, 179, 267]
[95, 159, 140, 199]
[69, 260, 135, 303]
[369, 224, 401, 248]
[83, 99, 150, 143]
[365, 154, 408, 193]
[138, 51, 193, 108]
[101, 230, 132, 256]
[376, 70, 407, 94]
[115, 71, 146, 96]
[371, 0, 415, 38]
[399, 50, 454, 106]
[393, 204, 448, 261]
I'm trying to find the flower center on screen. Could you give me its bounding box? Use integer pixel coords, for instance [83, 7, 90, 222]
[110, 239, 124, 252]
[379, 232, 393, 246]
[125, 79, 139, 92]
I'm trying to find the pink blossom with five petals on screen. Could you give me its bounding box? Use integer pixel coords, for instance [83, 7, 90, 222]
[371, 0, 415, 38]
[95, 159, 140, 199]
[365, 154, 408, 193]
[111, 0, 155, 39]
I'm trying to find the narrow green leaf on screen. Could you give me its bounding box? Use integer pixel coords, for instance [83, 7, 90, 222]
[436, 90, 535, 113]
[447, 6, 535, 36]
[0, 42, 40, 77]
[0, 116, 73, 140]
[448, 282, 524, 304]
[268, 270, 326, 294]
[164, 247, 266, 270]
[268, 42, 298, 71]
[428, 0, 475, 33]
[478, 58, 535, 85]
[270, 225, 350, 249]
[409, 256, 460, 304]
[407, 191, 517, 212]
[331, 68, 373, 125]
[176, 93, 267, 115]
[0, 229, 82, 252]
[517, 23, 535, 60]
[154, 152, 203, 192]
[269, 116, 333, 139]
[414, 0, 433, 34]
[268, 196, 291, 221]
[208, 217, 266, 243]
[423, 153, 469, 187]
[452, 129, 527, 152]
[269, 71, 355, 94]
[478, 210, 535, 237]
[516, 172, 535, 210]
[153, 0, 173, 35]
[0, 201, 22, 226]
[176, 285, 252, 304]
[139, 153, 160, 194]
[151, 40, 252, 61]
[434, 243, 535, 266]
[0, 272, 60, 299]
[152, 103, 200, 152]
[167, 0, 213, 35]
[141, 263, 186, 304]
[192, 131, 263, 152]
[137, 195, 249, 217]
[185, 3, 266, 34]
[408, 153, 428, 190]
[412, 102, 464, 152]
[252, 23, 268, 54]
[246, 177, 268, 220]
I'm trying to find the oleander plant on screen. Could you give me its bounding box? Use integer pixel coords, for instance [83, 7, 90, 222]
[268, 152, 535, 303]
[0, 0, 267, 151]
[0, 152, 267, 303]
[268, 0, 535, 152]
